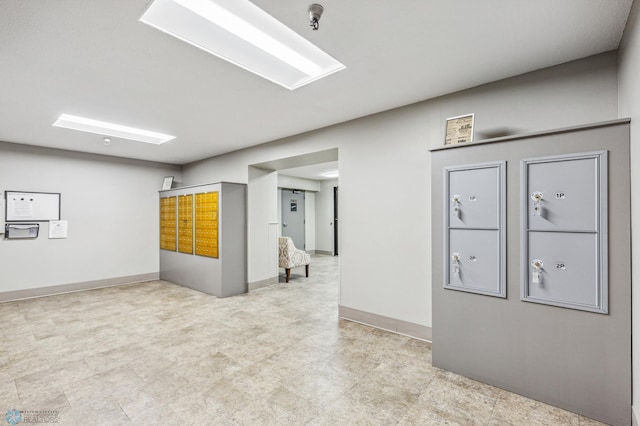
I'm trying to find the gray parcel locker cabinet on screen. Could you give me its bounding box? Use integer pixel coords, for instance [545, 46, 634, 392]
[525, 156, 600, 232]
[526, 231, 600, 308]
[448, 165, 501, 229]
[448, 229, 501, 294]
[444, 162, 506, 297]
[430, 120, 630, 426]
[521, 151, 607, 313]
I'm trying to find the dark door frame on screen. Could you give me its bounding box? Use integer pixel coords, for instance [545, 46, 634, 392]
[333, 186, 338, 256]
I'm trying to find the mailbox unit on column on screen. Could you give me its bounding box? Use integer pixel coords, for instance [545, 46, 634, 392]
[444, 161, 506, 297]
[159, 182, 247, 298]
[521, 151, 608, 313]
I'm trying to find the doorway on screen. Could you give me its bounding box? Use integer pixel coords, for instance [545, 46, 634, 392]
[281, 189, 306, 250]
[249, 148, 339, 288]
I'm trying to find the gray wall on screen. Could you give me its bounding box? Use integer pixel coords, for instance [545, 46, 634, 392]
[305, 191, 315, 252]
[0, 142, 180, 293]
[618, 0, 640, 421]
[430, 122, 631, 426]
[247, 167, 278, 284]
[183, 52, 618, 328]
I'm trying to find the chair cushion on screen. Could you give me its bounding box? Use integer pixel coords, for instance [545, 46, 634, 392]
[279, 237, 310, 268]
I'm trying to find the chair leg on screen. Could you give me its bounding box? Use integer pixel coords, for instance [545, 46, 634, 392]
[286, 268, 291, 283]
[305, 264, 309, 278]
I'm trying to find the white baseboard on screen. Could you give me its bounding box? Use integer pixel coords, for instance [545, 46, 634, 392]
[0, 273, 159, 303]
[339, 305, 432, 341]
[633, 405, 639, 426]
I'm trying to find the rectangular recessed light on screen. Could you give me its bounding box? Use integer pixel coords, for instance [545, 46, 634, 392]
[52, 114, 175, 144]
[139, 0, 345, 90]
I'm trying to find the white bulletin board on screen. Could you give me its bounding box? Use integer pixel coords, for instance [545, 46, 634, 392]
[5, 191, 61, 222]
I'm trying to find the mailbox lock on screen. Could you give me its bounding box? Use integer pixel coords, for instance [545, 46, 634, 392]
[452, 252, 461, 275]
[452, 195, 461, 218]
[531, 192, 544, 216]
[531, 258, 543, 286]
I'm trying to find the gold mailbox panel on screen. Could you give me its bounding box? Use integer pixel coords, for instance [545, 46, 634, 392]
[195, 191, 219, 258]
[178, 194, 193, 254]
[160, 196, 176, 251]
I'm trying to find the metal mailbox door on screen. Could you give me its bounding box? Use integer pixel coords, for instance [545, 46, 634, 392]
[525, 231, 603, 312]
[448, 166, 500, 229]
[526, 157, 599, 232]
[448, 229, 501, 295]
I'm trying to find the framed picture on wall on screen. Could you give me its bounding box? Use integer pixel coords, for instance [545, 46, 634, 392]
[162, 176, 174, 190]
[445, 113, 474, 145]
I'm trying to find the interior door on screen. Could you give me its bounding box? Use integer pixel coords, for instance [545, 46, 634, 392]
[281, 189, 305, 249]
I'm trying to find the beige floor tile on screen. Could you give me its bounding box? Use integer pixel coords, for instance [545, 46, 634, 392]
[0, 379, 20, 407]
[366, 354, 436, 394]
[398, 406, 466, 426]
[414, 376, 497, 425]
[348, 374, 421, 420]
[169, 393, 228, 424]
[170, 351, 245, 388]
[227, 363, 285, 398]
[61, 405, 132, 425]
[49, 359, 96, 386]
[99, 366, 146, 402]
[281, 365, 357, 409]
[125, 356, 175, 382]
[579, 415, 608, 425]
[118, 392, 184, 425]
[201, 378, 254, 416]
[325, 347, 383, 380]
[14, 368, 66, 400]
[263, 386, 320, 422]
[396, 337, 433, 359]
[434, 369, 502, 400]
[309, 393, 398, 425]
[0, 352, 50, 383]
[17, 392, 72, 414]
[491, 390, 581, 426]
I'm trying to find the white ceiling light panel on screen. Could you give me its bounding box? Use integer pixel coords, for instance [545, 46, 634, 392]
[321, 170, 339, 178]
[139, 0, 345, 90]
[52, 114, 175, 144]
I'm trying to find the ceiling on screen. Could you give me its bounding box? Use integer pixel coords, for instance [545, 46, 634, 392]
[0, 0, 633, 165]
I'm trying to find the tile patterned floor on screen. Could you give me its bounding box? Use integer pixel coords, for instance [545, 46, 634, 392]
[0, 255, 604, 425]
